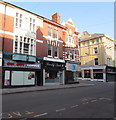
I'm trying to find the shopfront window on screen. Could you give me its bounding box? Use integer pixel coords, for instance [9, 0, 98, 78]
[93, 73, 103, 79]
[4, 71, 10, 86]
[84, 70, 90, 78]
[78, 72, 82, 77]
[45, 70, 60, 83]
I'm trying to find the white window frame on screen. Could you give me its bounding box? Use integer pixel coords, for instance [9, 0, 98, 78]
[13, 35, 36, 56]
[48, 27, 52, 37]
[54, 46, 59, 58]
[15, 12, 22, 28]
[30, 18, 36, 32]
[48, 45, 52, 57]
[54, 29, 58, 39]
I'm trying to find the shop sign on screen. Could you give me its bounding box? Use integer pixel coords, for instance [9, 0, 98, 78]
[107, 68, 116, 73]
[45, 62, 64, 68]
[66, 63, 77, 71]
[4, 60, 41, 69]
[72, 64, 77, 72]
[84, 70, 90, 73]
[93, 69, 106, 73]
[66, 63, 72, 71]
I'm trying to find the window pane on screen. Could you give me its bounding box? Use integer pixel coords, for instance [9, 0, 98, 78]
[15, 41, 18, 53]
[24, 43, 29, 54]
[95, 58, 98, 65]
[48, 28, 52, 36]
[48, 45, 52, 56]
[54, 47, 58, 57]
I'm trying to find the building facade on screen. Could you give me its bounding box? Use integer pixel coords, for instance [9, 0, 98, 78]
[0, 1, 80, 88]
[79, 31, 116, 82]
[62, 18, 80, 84]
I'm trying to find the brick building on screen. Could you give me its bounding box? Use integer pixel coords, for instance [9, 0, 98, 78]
[0, 1, 80, 88]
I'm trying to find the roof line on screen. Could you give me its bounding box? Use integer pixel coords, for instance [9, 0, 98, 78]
[1, 0, 67, 29]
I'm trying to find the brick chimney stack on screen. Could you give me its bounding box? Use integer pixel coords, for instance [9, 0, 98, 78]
[52, 13, 61, 24]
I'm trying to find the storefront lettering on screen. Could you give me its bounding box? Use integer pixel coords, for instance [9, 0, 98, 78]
[4, 60, 41, 69]
[16, 63, 24, 66]
[7, 62, 15, 66]
[46, 63, 63, 67]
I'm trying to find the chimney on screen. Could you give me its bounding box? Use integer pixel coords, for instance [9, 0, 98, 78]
[52, 13, 61, 24]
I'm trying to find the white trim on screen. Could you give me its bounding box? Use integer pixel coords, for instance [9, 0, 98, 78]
[62, 29, 68, 34]
[43, 57, 65, 63]
[0, 30, 13, 36]
[36, 39, 43, 43]
[43, 35, 63, 43]
[81, 65, 106, 70]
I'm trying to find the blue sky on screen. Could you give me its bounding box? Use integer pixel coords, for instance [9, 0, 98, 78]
[11, 2, 114, 39]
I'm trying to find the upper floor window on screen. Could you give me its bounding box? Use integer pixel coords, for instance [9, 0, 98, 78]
[48, 27, 52, 37]
[67, 50, 70, 59]
[14, 35, 35, 55]
[67, 36, 73, 44]
[71, 51, 74, 60]
[54, 47, 58, 57]
[69, 29, 72, 35]
[14, 36, 18, 53]
[92, 40, 94, 44]
[54, 30, 58, 39]
[94, 58, 98, 65]
[48, 45, 52, 56]
[15, 13, 22, 28]
[96, 39, 99, 43]
[107, 58, 112, 66]
[94, 47, 98, 54]
[30, 18, 35, 32]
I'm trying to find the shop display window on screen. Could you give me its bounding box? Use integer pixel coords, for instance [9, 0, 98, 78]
[45, 70, 60, 83]
[93, 73, 103, 79]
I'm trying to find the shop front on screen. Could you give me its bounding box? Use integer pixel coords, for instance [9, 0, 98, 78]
[81, 66, 107, 82]
[65, 61, 80, 84]
[106, 66, 116, 82]
[3, 53, 42, 88]
[43, 57, 65, 85]
[84, 70, 91, 80]
[92, 69, 106, 82]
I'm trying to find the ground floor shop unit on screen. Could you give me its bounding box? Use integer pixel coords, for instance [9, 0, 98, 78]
[2, 53, 42, 88]
[42, 57, 65, 85]
[65, 61, 80, 84]
[79, 65, 116, 82]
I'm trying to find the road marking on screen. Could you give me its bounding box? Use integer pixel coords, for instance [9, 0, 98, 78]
[91, 100, 97, 102]
[82, 102, 89, 104]
[25, 111, 34, 115]
[13, 112, 22, 116]
[56, 108, 66, 112]
[103, 98, 112, 101]
[70, 105, 79, 108]
[34, 113, 48, 117]
[99, 97, 112, 101]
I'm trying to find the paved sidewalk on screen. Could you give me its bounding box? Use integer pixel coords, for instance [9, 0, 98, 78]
[1, 82, 95, 95]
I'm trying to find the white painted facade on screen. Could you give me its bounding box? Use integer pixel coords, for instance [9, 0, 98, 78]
[80, 66, 107, 82]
